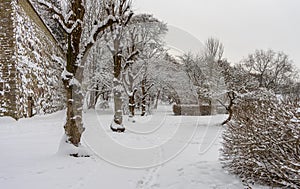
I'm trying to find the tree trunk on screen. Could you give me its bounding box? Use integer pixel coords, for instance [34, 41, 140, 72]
[129, 95, 134, 117]
[63, 80, 85, 147]
[63, 32, 85, 148]
[111, 53, 125, 132]
[153, 90, 160, 109]
[27, 96, 34, 118]
[211, 99, 217, 115]
[87, 91, 95, 109]
[129, 93, 136, 117]
[222, 91, 235, 125]
[87, 84, 99, 109]
[113, 84, 123, 124]
[141, 78, 146, 116]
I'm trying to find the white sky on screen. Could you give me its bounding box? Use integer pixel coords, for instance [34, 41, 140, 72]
[133, 0, 300, 68]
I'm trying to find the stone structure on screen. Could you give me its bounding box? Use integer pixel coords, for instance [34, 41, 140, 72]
[173, 104, 227, 116]
[0, 0, 65, 119]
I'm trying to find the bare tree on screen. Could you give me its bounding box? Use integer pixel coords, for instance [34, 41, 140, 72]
[104, 0, 134, 132]
[154, 53, 192, 106]
[218, 60, 258, 124]
[219, 49, 297, 125]
[243, 49, 296, 92]
[120, 14, 167, 117]
[135, 15, 167, 116]
[84, 40, 113, 110]
[38, 0, 125, 151]
[204, 37, 224, 62]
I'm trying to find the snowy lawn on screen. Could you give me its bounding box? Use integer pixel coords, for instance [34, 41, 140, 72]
[0, 106, 262, 189]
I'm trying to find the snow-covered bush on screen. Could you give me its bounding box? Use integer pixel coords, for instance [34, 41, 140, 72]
[221, 90, 300, 188]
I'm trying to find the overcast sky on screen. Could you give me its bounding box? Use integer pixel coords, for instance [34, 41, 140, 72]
[133, 0, 300, 68]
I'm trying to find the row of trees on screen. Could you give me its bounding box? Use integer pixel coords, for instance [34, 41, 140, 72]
[36, 0, 135, 151]
[84, 13, 168, 131]
[37, 0, 173, 154]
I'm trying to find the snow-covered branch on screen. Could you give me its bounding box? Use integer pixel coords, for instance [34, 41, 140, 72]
[80, 16, 117, 63]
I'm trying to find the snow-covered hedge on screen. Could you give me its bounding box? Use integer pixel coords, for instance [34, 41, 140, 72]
[221, 90, 300, 188]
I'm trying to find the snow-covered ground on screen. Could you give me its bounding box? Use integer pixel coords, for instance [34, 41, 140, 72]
[0, 105, 262, 189]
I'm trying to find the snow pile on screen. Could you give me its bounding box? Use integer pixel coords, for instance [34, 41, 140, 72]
[57, 134, 91, 157]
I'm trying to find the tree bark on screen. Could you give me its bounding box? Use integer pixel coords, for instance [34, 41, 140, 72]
[64, 82, 85, 147]
[62, 29, 85, 147]
[111, 53, 125, 132]
[128, 90, 137, 118]
[153, 90, 160, 109]
[129, 95, 135, 117]
[141, 78, 147, 116]
[87, 84, 99, 109]
[127, 67, 137, 118]
[113, 84, 123, 124]
[87, 91, 95, 109]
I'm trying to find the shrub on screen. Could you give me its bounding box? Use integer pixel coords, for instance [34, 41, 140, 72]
[173, 104, 181, 115]
[221, 90, 300, 188]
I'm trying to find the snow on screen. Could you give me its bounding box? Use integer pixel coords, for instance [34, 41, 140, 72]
[61, 69, 73, 80]
[57, 134, 91, 157]
[69, 78, 81, 87]
[0, 106, 264, 189]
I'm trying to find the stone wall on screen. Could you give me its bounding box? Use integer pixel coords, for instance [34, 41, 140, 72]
[0, 0, 65, 119]
[0, 0, 18, 117]
[173, 104, 227, 116]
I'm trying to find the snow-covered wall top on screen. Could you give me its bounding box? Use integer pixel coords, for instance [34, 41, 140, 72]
[0, 0, 65, 119]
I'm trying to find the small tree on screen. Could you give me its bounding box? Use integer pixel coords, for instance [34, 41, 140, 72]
[218, 61, 258, 124]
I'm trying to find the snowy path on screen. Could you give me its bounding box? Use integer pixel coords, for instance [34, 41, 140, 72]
[0, 107, 263, 188]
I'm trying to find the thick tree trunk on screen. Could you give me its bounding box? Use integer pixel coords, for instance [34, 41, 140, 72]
[63, 80, 85, 147]
[111, 53, 125, 132]
[63, 32, 85, 148]
[111, 81, 124, 132]
[113, 84, 123, 124]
